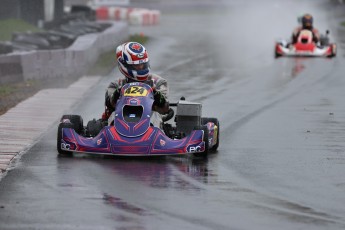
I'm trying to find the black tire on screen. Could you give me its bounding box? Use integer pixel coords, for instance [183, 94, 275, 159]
[86, 119, 104, 137]
[331, 44, 337, 58]
[275, 51, 281, 58]
[60, 114, 83, 134]
[274, 45, 282, 59]
[193, 125, 209, 158]
[57, 122, 73, 156]
[201, 117, 220, 152]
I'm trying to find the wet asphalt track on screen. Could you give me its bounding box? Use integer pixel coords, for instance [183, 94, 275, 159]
[1, 0, 345, 229]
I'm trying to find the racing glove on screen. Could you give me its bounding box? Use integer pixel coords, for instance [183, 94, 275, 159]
[153, 89, 166, 108]
[111, 86, 121, 106]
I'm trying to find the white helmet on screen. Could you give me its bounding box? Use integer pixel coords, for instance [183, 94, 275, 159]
[116, 42, 150, 81]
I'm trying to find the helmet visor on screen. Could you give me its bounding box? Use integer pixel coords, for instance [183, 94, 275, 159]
[125, 62, 150, 71]
[302, 16, 313, 28]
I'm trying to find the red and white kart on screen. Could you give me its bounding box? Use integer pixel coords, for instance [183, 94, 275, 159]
[275, 29, 336, 58]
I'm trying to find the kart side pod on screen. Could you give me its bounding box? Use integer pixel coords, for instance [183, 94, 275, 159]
[175, 100, 202, 135]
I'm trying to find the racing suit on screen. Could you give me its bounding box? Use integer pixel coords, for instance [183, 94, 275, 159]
[292, 26, 320, 44]
[104, 73, 169, 129]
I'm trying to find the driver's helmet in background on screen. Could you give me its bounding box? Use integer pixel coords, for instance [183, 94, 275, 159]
[116, 42, 150, 82]
[301, 14, 313, 30]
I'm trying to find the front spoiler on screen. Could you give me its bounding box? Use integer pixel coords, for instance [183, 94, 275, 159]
[276, 44, 334, 57]
[59, 126, 206, 156]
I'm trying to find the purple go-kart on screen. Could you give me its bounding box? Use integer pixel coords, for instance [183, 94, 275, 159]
[57, 82, 219, 157]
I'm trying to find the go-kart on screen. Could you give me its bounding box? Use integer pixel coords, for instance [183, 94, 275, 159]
[275, 29, 336, 58]
[57, 82, 219, 157]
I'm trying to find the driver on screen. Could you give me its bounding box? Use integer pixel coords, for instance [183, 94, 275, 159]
[103, 41, 169, 129]
[291, 13, 320, 44]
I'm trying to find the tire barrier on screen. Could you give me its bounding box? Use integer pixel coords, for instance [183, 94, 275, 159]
[95, 7, 160, 26]
[0, 21, 128, 85]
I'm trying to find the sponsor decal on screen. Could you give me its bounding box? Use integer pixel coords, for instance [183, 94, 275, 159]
[187, 143, 202, 153]
[130, 99, 138, 105]
[130, 43, 143, 52]
[61, 143, 71, 150]
[137, 53, 144, 58]
[61, 143, 75, 150]
[124, 86, 148, 97]
[160, 139, 166, 146]
[97, 138, 102, 145]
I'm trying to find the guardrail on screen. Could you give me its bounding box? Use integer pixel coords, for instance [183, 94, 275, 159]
[0, 21, 128, 85]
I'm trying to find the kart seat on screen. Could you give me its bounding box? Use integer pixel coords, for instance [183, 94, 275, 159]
[298, 30, 313, 44]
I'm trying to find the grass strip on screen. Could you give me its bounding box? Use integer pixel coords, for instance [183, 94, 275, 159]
[0, 19, 42, 41]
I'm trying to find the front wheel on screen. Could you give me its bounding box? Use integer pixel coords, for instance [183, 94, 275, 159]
[57, 122, 74, 156]
[193, 126, 209, 158]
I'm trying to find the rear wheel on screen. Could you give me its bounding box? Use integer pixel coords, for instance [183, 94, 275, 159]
[201, 117, 220, 152]
[275, 51, 281, 58]
[331, 44, 337, 57]
[274, 44, 282, 58]
[193, 125, 209, 158]
[60, 115, 84, 134]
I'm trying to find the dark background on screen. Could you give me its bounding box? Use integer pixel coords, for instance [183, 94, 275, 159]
[0, 0, 64, 26]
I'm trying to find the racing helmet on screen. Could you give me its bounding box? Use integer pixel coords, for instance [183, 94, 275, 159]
[116, 42, 150, 81]
[301, 14, 313, 29]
